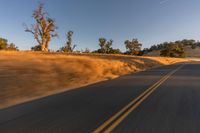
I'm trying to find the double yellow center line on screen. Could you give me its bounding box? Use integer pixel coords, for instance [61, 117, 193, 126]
[93, 64, 183, 133]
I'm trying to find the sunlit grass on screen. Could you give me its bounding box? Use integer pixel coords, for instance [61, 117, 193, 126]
[0, 51, 193, 109]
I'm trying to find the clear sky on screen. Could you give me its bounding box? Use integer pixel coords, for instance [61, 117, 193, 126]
[0, 0, 200, 51]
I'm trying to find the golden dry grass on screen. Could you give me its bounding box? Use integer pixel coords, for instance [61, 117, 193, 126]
[0, 51, 192, 109]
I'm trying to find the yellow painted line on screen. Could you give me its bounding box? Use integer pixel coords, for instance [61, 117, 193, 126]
[103, 65, 182, 133]
[93, 65, 183, 133]
[93, 70, 174, 133]
[93, 71, 174, 133]
[93, 73, 171, 133]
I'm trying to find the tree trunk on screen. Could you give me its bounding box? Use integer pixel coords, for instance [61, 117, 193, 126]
[41, 44, 47, 52]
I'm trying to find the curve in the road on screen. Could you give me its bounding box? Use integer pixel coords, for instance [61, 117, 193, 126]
[93, 64, 184, 133]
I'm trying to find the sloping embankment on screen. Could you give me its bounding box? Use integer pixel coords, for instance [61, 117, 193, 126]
[0, 51, 189, 109]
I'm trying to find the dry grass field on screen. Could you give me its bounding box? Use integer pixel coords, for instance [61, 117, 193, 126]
[0, 51, 195, 109]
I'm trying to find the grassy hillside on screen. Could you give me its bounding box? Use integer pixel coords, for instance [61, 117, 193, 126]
[0, 51, 192, 109]
[184, 46, 200, 57]
[145, 46, 200, 57]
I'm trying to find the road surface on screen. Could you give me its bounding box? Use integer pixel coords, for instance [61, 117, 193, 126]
[0, 62, 200, 133]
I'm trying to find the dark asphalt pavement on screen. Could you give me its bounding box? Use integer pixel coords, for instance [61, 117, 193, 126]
[0, 63, 199, 133]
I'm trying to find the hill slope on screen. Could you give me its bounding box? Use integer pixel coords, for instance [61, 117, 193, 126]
[145, 46, 200, 57]
[0, 51, 194, 109]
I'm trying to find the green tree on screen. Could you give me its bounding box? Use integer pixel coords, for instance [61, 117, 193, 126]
[0, 38, 8, 50]
[0, 37, 18, 51]
[98, 38, 107, 53]
[24, 3, 58, 52]
[60, 31, 76, 52]
[160, 43, 185, 58]
[147, 39, 200, 52]
[124, 39, 142, 55]
[105, 39, 113, 53]
[109, 48, 121, 54]
[97, 38, 119, 54]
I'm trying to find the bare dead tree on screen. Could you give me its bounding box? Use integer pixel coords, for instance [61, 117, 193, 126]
[24, 3, 58, 51]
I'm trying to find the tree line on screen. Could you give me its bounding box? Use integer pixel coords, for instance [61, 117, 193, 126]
[143, 39, 200, 58]
[26, 3, 143, 55]
[1, 3, 199, 58]
[0, 3, 143, 55]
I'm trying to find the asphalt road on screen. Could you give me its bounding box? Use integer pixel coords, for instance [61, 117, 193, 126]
[0, 62, 200, 133]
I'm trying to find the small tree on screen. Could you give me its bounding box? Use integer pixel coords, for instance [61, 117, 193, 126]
[0, 37, 18, 51]
[125, 39, 142, 55]
[0, 38, 8, 50]
[7, 43, 19, 51]
[24, 3, 58, 52]
[99, 38, 107, 53]
[97, 38, 115, 54]
[105, 39, 113, 53]
[60, 31, 76, 52]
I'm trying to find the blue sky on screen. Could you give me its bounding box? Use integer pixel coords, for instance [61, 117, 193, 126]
[0, 0, 200, 51]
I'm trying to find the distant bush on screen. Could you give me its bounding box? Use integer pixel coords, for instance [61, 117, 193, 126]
[191, 44, 196, 49]
[109, 48, 121, 54]
[31, 45, 42, 51]
[81, 48, 90, 53]
[0, 37, 18, 51]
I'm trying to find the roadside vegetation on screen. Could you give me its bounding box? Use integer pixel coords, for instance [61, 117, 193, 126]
[0, 38, 18, 51]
